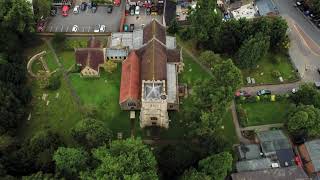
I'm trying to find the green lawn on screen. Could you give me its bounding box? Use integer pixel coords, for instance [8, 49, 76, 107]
[58, 51, 75, 70]
[69, 66, 133, 138]
[242, 53, 299, 84]
[221, 110, 239, 144]
[239, 100, 291, 126]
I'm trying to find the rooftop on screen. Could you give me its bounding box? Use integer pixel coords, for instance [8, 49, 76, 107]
[236, 158, 272, 172]
[305, 140, 320, 172]
[257, 130, 291, 155]
[237, 144, 262, 160]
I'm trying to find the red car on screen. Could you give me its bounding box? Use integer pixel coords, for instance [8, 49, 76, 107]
[62, 5, 69, 16]
[114, 0, 121, 6]
[235, 90, 251, 97]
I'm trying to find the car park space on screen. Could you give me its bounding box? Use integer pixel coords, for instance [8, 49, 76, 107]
[294, 0, 320, 29]
[46, 2, 124, 33]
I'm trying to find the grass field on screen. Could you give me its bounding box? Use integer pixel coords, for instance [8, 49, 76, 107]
[58, 51, 75, 70]
[242, 53, 299, 84]
[221, 110, 239, 144]
[239, 100, 292, 126]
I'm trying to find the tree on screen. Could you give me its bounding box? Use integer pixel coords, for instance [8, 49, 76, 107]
[198, 152, 233, 180]
[167, 19, 179, 34]
[22, 171, 56, 180]
[290, 83, 320, 108]
[0, 134, 16, 154]
[198, 51, 222, 68]
[269, 16, 288, 50]
[102, 60, 117, 73]
[71, 118, 112, 149]
[181, 168, 210, 180]
[189, 0, 222, 47]
[53, 147, 89, 177]
[80, 138, 158, 180]
[287, 105, 320, 137]
[236, 33, 270, 69]
[33, 0, 51, 21]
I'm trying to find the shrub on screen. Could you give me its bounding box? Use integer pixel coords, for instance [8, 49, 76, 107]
[52, 33, 66, 47]
[271, 56, 281, 64]
[236, 104, 248, 127]
[272, 70, 281, 78]
[65, 40, 87, 50]
[47, 72, 61, 90]
[179, 27, 192, 41]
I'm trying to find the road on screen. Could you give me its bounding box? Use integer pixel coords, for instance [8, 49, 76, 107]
[274, 0, 320, 82]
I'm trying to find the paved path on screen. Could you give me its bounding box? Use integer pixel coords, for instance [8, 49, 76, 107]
[231, 101, 251, 144]
[45, 39, 82, 105]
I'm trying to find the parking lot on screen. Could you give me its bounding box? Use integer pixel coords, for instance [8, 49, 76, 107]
[46, 4, 124, 33]
[125, 7, 163, 30]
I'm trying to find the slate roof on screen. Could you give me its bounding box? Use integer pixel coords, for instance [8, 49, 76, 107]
[231, 166, 310, 180]
[143, 19, 166, 44]
[75, 48, 104, 71]
[119, 51, 140, 103]
[137, 39, 167, 81]
[236, 158, 272, 172]
[257, 130, 291, 155]
[237, 144, 262, 160]
[167, 49, 181, 63]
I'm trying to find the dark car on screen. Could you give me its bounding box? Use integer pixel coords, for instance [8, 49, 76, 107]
[146, 7, 151, 15]
[107, 5, 113, 13]
[235, 90, 251, 97]
[50, 7, 57, 16]
[81, 2, 87, 11]
[257, 89, 271, 96]
[129, 24, 134, 32]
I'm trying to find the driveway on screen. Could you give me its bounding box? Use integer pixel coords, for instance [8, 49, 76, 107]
[46, 3, 124, 32]
[125, 8, 163, 30]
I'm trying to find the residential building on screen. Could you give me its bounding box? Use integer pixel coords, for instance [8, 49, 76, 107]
[298, 139, 320, 177]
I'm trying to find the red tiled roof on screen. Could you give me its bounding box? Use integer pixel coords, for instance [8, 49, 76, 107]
[119, 51, 141, 103]
[75, 48, 104, 71]
[143, 19, 166, 44]
[167, 49, 181, 62]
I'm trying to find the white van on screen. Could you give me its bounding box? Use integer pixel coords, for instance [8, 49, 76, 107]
[73, 5, 80, 14]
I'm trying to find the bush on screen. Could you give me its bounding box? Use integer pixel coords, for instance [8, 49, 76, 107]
[47, 72, 61, 90]
[179, 27, 192, 41]
[236, 104, 248, 127]
[64, 39, 87, 50]
[52, 33, 66, 45]
[271, 56, 281, 64]
[272, 70, 281, 78]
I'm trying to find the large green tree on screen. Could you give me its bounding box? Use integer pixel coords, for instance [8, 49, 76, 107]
[181, 168, 210, 180]
[198, 51, 223, 68]
[53, 147, 89, 178]
[236, 33, 270, 69]
[33, 0, 51, 21]
[287, 105, 320, 137]
[291, 83, 320, 108]
[189, 0, 222, 46]
[71, 118, 112, 149]
[198, 152, 233, 180]
[80, 138, 158, 180]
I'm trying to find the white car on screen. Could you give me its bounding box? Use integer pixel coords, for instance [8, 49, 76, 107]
[73, 5, 80, 14]
[100, 25, 106, 32]
[94, 24, 100, 32]
[135, 6, 140, 15]
[72, 25, 79, 32]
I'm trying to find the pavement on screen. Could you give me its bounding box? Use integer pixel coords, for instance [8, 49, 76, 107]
[274, 0, 320, 82]
[46, 2, 125, 33]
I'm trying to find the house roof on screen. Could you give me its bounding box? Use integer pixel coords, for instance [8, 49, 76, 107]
[305, 140, 320, 172]
[143, 19, 166, 45]
[119, 51, 140, 103]
[276, 149, 295, 167]
[87, 37, 102, 48]
[75, 48, 104, 71]
[257, 130, 291, 155]
[167, 49, 181, 63]
[236, 158, 272, 172]
[231, 166, 310, 180]
[237, 144, 262, 160]
[137, 39, 167, 81]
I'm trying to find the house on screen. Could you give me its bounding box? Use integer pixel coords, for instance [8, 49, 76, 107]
[117, 19, 183, 129]
[231, 166, 310, 180]
[257, 130, 295, 167]
[236, 158, 273, 172]
[237, 144, 262, 160]
[75, 38, 105, 77]
[255, 0, 279, 16]
[298, 139, 320, 177]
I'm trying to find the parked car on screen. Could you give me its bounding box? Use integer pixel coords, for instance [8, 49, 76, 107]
[100, 25, 106, 32]
[146, 7, 151, 15]
[62, 5, 69, 16]
[130, 6, 135, 16]
[73, 5, 80, 14]
[291, 88, 298, 94]
[50, 7, 58, 16]
[94, 24, 101, 32]
[294, 1, 303, 7]
[114, 0, 121, 6]
[135, 6, 140, 15]
[235, 90, 251, 97]
[107, 5, 113, 13]
[257, 89, 271, 96]
[72, 25, 79, 32]
[81, 2, 87, 11]
[129, 24, 134, 32]
[92, 3, 97, 13]
[124, 24, 129, 32]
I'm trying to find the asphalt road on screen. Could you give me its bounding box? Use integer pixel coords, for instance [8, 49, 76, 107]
[46, 3, 124, 33]
[273, 0, 320, 82]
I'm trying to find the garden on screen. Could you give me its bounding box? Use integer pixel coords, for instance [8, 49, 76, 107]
[236, 95, 293, 127]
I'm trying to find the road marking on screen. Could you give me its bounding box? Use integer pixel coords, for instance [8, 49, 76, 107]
[49, 26, 53, 32]
[66, 25, 69, 32]
[60, 25, 64, 32]
[82, 27, 85, 32]
[55, 26, 59, 32]
[88, 26, 90, 32]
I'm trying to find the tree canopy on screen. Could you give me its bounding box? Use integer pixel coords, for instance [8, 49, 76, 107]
[291, 83, 320, 108]
[80, 138, 158, 180]
[287, 105, 320, 137]
[71, 118, 112, 149]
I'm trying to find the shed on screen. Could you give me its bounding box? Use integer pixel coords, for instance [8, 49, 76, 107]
[257, 130, 291, 156]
